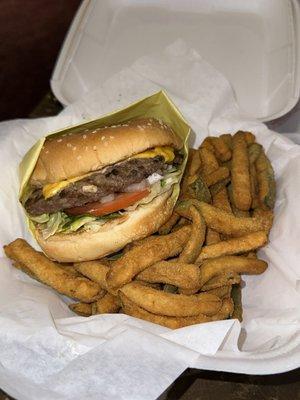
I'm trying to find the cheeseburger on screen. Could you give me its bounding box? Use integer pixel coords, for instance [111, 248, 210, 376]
[22, 118, 184, 262]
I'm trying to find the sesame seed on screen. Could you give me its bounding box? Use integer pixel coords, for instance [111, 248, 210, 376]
[45, 150, 49, 154]
[122, 124, 129, 127]
[67, 143, 72, 147]
[110, 136, 114, 139]
[68, 132, 73, 136]
[83, 135, 87, 139]
[85, 146, 88, 151]
[92, 130, 97, 133]
[72, 146, 77, 151]
[137, 125, 144, 130]
[77, 155, 82, 160]
[101, 136, 105, 141]
[147, 122, 152, 126]
[84, 129, 89, 132]
[93, 146, 97, 150]
[57, 138, 62, 142]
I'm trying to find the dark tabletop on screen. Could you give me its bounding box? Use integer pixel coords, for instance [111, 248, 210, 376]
[0, 93, 299, 400]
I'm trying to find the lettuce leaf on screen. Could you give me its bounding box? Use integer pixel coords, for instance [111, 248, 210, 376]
[36, 211, 123, 238]
[29, 213, 50, 223]
[41, 212, 70, 239]
[61, 215, 97, 233]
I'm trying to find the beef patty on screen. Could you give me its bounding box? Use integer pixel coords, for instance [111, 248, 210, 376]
[25, 156, 167, 215]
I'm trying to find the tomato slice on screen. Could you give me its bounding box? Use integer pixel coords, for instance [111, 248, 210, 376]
[65, 189, 150, 217]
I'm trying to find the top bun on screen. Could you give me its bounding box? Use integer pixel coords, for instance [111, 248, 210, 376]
[30, 118, 182, 186]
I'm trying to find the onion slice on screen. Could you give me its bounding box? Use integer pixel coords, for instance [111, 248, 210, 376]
[124, 180, 149, 193]
[100, 194, 115, 203]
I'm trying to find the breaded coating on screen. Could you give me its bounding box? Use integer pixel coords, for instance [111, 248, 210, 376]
[202, 166, 230, 187]
[121, 294, 233, 329]
[107, 225, 191, 291]
[74, 261, 110, 290]
[69, 302, 93, 317]
[178, 205, 206, 263]
[248, 143, 262, 164]
[204, 286, 232, 299]
[199, 137, 215, 152]
[210, 178, 230, 196]
[120, 281, 221, 317]
[137, 260, 201, 291]
[231, 132, 252, 210]
[241, 131, 256, 145]
[198, 256, 267, 287]
[210, 136, 232, 161]
[255, 150, 276, 209]
[158, 212, 180, 235]
[197, 202, 267, 237]
[185, 175, 211, 203]
[199, 147, 219, 175]
[220, 134, 233, 149]
[231, 284, 243, 321]
[213, 187, 232, 214]
[197, 231, 268, 263]
[205, 229, 221, 245]
[201, 273, 241, 291]
[4, 239, 102, 302]
[93, 292, 120, 314]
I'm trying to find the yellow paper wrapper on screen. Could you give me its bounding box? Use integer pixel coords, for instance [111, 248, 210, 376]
[19, 90, 190, 242]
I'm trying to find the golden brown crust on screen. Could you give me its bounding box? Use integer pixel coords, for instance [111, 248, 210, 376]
[119, 281, 221, 317]
[3, 239, 102, 302]
[30, 118, 182, 186]
[34, 189, 175, 262]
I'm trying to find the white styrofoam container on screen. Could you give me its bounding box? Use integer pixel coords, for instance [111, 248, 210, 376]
[51, 0, 300, 122]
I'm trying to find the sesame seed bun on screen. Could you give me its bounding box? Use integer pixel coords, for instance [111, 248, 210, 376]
[30, 118, 182, 186]
[34, 188, 175, 262]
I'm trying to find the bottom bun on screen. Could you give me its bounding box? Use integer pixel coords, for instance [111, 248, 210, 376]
[35, 188, 174, 262]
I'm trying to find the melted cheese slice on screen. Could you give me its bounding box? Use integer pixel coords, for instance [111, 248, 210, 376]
[132, 146, 174, 162]
[42, 173, 91, 199]
[42, 146, 175, 199]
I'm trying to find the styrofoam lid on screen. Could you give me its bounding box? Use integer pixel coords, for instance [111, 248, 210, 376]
[51, 0, 300, 122]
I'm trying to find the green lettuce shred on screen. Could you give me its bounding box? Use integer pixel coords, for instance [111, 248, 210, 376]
[41, 212, 70, 239]
[29, 213, 50, 223]
[62, 215, 97, 233]
[35, 211, 123, 239]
